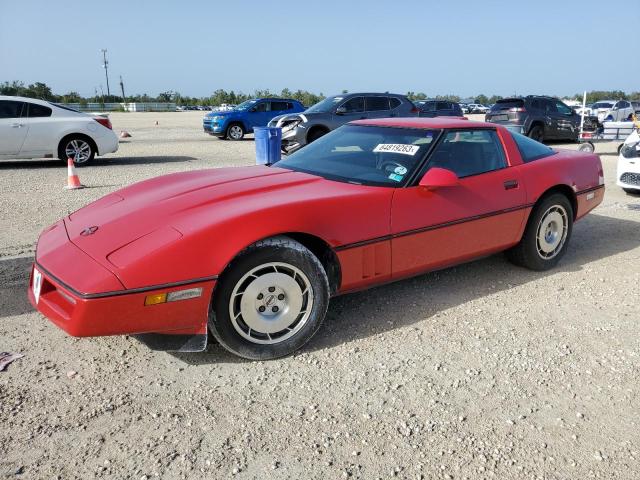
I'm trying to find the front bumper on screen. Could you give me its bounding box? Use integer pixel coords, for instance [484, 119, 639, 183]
[29, 263, 215, 338]
[280, 126, 307, 152]
[203, 119, 226, 136]
[617, 156, 640, 191]
[29, 221, 215, 346]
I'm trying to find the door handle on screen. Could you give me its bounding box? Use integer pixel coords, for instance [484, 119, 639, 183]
[10, 123, 24, 128]
[503, 180, 518, 190]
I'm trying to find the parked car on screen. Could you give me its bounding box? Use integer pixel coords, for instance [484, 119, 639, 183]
[466, 104, 490, 114]
[415, 100, 464, 117]
[631, 101, 640, 114]
[203, 98, 304, 140]
[29, 117, 604, 359]
[617, 128, 640, 194]
[590, 100, 635, 122]
[460, 104, 470, 114]
[0, 95, 118, 165]
[485, 96, 581, 142]
[268, 93, 418, 153]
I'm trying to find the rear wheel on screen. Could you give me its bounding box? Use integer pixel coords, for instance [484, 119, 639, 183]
[58, 136, 95, 166]
[226, 123, 245, 141]
[528, 124, 545, 143]
[210, 237, 329, 360]
[578, 142, 594, 153]
[506, 193, 573, 271]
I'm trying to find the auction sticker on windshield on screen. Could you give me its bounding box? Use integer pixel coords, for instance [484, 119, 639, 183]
[32, 267, 42, 304]
[373, 144, 420, 156]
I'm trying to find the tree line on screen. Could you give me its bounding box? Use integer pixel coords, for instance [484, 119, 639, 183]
[2, 81, 639, 107]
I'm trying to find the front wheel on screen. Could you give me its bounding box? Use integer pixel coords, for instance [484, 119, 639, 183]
[210, 237, 329, 360]
[506, 193, 573, 271]
[226, 123, 245, 141]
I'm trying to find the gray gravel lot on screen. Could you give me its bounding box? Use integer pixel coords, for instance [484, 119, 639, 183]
[1, 112, 638, 479]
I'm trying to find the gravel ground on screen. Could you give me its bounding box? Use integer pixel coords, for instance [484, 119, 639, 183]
[1, 112, 638, 479]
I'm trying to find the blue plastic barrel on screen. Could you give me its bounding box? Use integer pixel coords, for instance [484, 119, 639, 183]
[254, 127, 282, 165]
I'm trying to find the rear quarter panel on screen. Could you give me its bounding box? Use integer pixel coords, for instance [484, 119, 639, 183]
[518, 149, 604, 219]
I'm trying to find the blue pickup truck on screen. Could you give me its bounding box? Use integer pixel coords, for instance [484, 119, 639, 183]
[203, 98, 305, 140]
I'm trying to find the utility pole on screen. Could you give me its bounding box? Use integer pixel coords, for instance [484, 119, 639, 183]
[101, 49, 110, 96]
[119, 75, 126, 102]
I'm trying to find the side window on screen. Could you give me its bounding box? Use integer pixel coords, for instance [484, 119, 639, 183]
[436, 102, 449, 110]
[389, 97, 401, 109]
[27, 103, 52, 118]
[423, 102, 437, 112]
[365, 96, 389, 111]
[544, 100, 557, 113]
[555, 101, 572, 115]
[270, 101, 288, 111]
[254, 102, 269, 112]
[531, 99, 542, 110]
[341, 96, 364, 113]
[511, 132, 556, 162]
[0, 100, 25, 119]
[427, 130, 506, 178]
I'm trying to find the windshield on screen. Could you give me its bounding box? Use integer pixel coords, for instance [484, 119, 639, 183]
[305, 96, 344, 114]
[235, 99, 258, 111]
[275, 125, 438, 187]
[592, 102, 614, 109]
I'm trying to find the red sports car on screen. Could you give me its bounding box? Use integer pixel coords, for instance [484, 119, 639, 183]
[29, 118, 604, 359]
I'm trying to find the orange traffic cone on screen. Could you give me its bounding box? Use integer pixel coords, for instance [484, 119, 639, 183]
[64, 158, 85, 190]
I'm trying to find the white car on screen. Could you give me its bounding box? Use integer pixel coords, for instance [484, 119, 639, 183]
[617, 128, 640, 194]
[592, 100, 635, 123]
[467, 103, 489, 114]
[0, 95, 118, 165]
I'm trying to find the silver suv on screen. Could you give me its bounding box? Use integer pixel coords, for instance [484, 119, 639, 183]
[269, 93, 418, 153]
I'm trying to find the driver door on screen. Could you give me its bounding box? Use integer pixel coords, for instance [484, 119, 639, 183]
[247, 101, 270, 130]
[334, 96, 366, 125]
[390, 129, 526, 278]
[0, 100, 28, 156]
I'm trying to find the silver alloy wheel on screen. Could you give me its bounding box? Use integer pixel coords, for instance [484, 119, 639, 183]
[65, 139, 92, 163]
[536, 205, 568, 259]
[228, 125, 243, 140]
[229, 262, 314, 345]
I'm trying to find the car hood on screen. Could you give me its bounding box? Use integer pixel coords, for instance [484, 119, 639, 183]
[65, 166, 320, 276]
[206, 110, 236, 117]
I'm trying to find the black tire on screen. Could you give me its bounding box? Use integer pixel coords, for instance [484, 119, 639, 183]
[58, 135, 95, 166]
[528, 124, 545, 143]
[578, 142, 594, 153]
[307, 128, 328, 144]
[209, 236, 330, 360]
[226, 123, 245, 141]
[506, 193, 573, 271]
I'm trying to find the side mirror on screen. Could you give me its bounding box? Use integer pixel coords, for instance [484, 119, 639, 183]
[419, 167, 460, 190]
[335, 106, 347, 115]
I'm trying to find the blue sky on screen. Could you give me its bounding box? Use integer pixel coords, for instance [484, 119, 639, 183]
[1, 0, 638, 99]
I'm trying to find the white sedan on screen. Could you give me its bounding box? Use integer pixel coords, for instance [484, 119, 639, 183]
[617, 128, 640, 194]
[0, 95, 118, 165]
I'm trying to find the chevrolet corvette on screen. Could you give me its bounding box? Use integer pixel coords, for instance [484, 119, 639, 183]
[29, 118, 604, 359]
